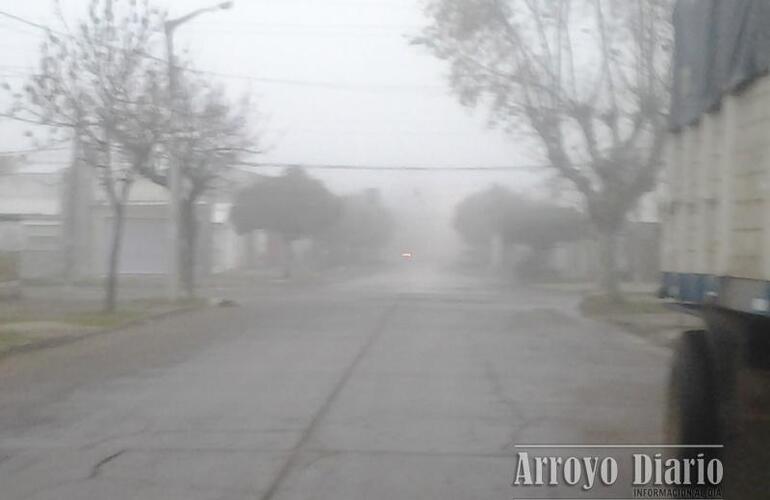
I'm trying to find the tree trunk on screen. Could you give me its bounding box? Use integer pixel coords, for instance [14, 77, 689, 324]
[243, 232, 256, 269]
[280, 234, 292, 279]
[597, 228, 622, 302]
[179, 198, 197, 298]
[62, 139, 80, 283]
[104, 202, 125, 313]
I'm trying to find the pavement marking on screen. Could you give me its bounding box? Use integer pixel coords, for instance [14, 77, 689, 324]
[259, 301, 399, 500]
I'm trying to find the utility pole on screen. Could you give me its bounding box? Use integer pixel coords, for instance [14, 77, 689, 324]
[62, 135, 81, 282]
[165, 1, 233, 300]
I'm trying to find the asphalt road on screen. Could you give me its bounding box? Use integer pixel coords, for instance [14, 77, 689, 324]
[0, 266, 670, 499]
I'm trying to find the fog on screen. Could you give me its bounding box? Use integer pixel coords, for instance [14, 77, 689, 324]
[1, 0, 555, 267]
[0, 1, 744, 499]
[1, 2, 542, 170]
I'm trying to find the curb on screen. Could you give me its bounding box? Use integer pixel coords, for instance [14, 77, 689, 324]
[600, 315, 679, 350]
[576, 294, 696, 351]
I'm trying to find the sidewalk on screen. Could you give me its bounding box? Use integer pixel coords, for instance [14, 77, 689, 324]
[526, 280, 698, 348]
[580, 292, 703, 348]
[534, 281, 659, 294]
[0, 264, 388, 358]
[0, 293, 203, 358]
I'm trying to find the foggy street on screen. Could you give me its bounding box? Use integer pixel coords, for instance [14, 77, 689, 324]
[0, 266, 669, 500]
[3, 0, 768, 496]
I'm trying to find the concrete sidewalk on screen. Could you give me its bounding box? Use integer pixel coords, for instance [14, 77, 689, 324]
[579, 292, 703, 348]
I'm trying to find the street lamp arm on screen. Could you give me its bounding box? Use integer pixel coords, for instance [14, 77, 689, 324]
[165, 2, 233, 32]
[163, 0, 233, 300]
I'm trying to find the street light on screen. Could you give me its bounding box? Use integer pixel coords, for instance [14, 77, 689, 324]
[165, 1, 233, 300]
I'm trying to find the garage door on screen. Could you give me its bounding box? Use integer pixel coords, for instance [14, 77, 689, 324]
[118, 218, 168, 275]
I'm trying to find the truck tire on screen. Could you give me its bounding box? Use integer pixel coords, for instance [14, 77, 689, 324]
[666, 330, 721, 450]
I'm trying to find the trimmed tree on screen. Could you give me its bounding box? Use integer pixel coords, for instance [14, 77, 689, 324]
[320, 189, 394, 265]
[454, 185, 585, 276]
[230, 168, 341, 277]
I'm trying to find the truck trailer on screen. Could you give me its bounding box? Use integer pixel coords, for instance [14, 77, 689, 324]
[661, 1, 770, 496]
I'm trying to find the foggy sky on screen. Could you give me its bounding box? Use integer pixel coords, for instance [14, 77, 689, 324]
[0, 0, 558, 244]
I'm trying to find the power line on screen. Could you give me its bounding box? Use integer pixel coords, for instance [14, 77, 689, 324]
[0, 20, 40, 37]
[0, 10, 442, 93]
[197, 22, 419, 30]
[190, 28, 411, 39]
[6, 159, 552, 173]
[237, 162, 546, 172]
[0, 10, 51, 33]
[1, 69, 444, 93]
[0, 145, 69, 157]
[190, 70, 443, 92]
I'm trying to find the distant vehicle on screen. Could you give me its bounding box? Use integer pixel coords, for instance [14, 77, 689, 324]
[661, 2, 770, 494]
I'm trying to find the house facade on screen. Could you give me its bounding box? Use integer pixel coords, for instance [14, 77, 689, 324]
[0, 154, 261, 281]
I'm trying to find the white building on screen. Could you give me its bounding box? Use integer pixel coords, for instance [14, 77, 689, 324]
[0, 154, 261, 281]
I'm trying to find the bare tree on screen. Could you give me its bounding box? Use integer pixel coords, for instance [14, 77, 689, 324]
[416, 0, 673, 300]
[135, 75, 259, 297]
[6, 0, 165, 311]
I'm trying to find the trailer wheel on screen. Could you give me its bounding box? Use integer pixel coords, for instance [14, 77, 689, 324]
[666, 330, 720, 448]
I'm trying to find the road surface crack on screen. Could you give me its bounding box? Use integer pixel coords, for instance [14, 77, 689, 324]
[258, 302, 398, 500]
[88, 449, 127, 479]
